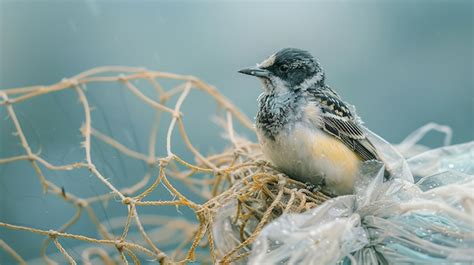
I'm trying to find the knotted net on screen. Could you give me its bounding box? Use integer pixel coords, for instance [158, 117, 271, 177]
[0, 67, 329, 264]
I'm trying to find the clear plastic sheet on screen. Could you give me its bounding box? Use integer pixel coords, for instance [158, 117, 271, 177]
[244, 125, 474, 264]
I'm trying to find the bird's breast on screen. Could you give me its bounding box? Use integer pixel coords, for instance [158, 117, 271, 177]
[257, 122, 361, 195]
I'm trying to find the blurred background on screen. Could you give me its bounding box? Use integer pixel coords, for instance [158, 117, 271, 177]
[1, 0, 472, 263]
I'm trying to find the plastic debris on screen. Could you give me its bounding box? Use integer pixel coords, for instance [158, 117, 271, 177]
[247, 125, 473, 264]
[213, 124, 474, 264]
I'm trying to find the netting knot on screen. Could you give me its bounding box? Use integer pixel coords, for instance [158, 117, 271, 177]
[122, 197, 135, 205]
[48, 229, 59, 238]
[61, 78, 79, 87]
[117, 74, 127, 82]
[1, 98, 11, 105]
[87, 164, 96, 172]
[159, 157, 171, 167]
[115, 240, 125, 251]
[76, 199, 88, 208]
[213, 167, 223, 176]
[172, 111, 182, 119]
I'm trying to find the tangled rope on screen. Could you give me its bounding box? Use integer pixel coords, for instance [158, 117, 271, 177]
[0, 67, 328, 264]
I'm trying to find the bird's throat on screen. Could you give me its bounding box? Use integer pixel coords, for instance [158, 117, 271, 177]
[256, 92, 301, 140]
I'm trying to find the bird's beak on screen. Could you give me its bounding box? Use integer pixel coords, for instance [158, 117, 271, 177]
[238, 67, 271, 78]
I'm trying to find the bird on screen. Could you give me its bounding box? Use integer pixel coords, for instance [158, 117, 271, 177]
[238, 48, 387, 195]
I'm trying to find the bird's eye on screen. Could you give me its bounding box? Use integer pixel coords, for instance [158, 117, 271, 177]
[279, 64, 289, 72]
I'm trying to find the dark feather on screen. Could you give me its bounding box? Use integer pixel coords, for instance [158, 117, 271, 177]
[307, 85, 381, 162]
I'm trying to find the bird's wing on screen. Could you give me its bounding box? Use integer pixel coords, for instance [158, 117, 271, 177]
[307, 86, 381, 161]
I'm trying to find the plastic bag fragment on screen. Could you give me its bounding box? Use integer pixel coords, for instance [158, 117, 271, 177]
[249, 141, 474, 264]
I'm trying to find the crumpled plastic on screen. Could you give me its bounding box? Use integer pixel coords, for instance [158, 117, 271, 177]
[248, 124, 474, 264]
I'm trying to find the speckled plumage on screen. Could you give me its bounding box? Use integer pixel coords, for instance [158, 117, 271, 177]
[240, 48, 383, 195]
[256, 91, 302, 140]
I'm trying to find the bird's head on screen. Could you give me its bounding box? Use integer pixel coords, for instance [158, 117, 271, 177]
[239, 48, 325, 94]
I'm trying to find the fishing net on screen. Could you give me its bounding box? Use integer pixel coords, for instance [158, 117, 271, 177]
[0, 67, 472, 264]
[0, 67, 330, 264]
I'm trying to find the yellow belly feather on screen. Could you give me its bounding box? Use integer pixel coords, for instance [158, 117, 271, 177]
[312, 135, 361, 179]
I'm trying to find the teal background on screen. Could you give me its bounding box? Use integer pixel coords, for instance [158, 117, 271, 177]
[0, 0, 472, 263]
